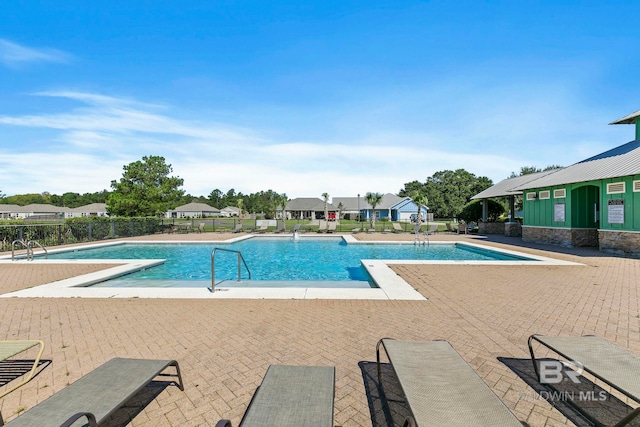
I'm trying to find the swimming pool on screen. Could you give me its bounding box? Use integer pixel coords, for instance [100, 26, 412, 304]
[45, 237, 535, 288]
[1, 236, 580, 300]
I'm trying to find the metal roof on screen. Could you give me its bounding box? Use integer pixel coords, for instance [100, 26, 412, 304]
[471, 170, 559, 199]
[515, 139, 640, 190]
[609, 110, 640, 125]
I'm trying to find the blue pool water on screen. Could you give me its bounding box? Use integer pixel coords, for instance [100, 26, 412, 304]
[47, 238, 532, 288]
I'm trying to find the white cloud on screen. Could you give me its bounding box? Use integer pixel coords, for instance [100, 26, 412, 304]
[0, 39, 71, 67]
[0, 87, 630, 198]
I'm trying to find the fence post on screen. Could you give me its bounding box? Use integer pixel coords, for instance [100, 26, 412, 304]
[58, 224, 62, 245]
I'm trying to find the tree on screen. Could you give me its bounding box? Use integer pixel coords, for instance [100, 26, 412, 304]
[106, 155, 184, 217]
[208, 189, 223, 207]
[275, 193, 288, 231]
[458, 199, 505, 223]
[237, 198, 244, 222]
[508, 164, 563, 178]
[410, 190, 428, 223]
[399, 169, 493, 219]
[337, 202, 344, 220]
[365, 192, 383, 229]
[321, 192, 330, 230]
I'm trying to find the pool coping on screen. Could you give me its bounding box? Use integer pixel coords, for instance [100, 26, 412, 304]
[0, 235, 581, 300]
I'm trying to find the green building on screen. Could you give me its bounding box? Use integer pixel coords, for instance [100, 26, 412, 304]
[513, 110, 640, 255]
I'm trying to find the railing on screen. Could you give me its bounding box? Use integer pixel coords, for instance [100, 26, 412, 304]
[211, 248, 251, 291]
[11, 239, 48, 260]
[11, 239, 29, 261]
[27, 240, 48, 260]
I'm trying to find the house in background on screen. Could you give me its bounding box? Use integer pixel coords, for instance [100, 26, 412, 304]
[166, 202, 220, 218]
[0, 203, 109, 220]
[333, 194, 428, 222]
[67, 203, 109, 218]
[285, 198, 336, 220]
[501, 109, 640, 255]
[0, 204, 21, 219]
[220, 206, 240, 217]
[0, 204, 70, 220]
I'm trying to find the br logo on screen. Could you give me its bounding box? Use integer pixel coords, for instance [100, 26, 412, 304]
[539, 360, 583, 384]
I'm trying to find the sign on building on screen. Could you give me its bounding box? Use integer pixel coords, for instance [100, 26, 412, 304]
[554, 203, 565, 222]
[607, 199, 625, 224]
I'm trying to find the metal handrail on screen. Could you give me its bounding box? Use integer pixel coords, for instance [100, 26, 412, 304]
[11, 239, 28, 261]
[27, 240, 48, 260]
[211, 248, 251, 291]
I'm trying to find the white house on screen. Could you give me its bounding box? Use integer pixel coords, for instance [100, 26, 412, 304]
[220, 206, 240, 217]
[166, 202, 220, 218]
[66, 203, 109, 218]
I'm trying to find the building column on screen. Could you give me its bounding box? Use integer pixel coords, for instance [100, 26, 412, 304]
[482, 199, 488, 222]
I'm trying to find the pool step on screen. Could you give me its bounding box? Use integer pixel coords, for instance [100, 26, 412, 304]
[91, 279, 373, 289]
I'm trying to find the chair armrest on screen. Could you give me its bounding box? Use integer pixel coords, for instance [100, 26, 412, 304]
[60, 412, 98, 427]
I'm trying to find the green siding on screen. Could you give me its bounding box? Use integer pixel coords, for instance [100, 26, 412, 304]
[524, 175, 640, 231]
[523, 185, 570, 227]
[600, 175, 640, 230]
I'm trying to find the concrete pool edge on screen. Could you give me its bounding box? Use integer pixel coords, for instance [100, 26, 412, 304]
[0, 236, 581, 300]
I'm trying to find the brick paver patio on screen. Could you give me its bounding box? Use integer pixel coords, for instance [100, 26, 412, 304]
[1, 231, 639, 426]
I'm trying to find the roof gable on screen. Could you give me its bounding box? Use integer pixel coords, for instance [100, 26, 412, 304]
[286, 198, 335, 211]
[174, 202, 219, 212]
[515, 139, 640, 190]
[472, 170, 559, 199]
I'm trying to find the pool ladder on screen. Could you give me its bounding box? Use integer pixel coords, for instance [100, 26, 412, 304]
[211, 248, 251, 291]
[11, 239, 48, 261]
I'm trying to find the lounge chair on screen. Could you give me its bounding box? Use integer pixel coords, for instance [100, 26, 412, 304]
[351, 227, 362, 234]
[426, 223, 439, 235]
[326, 222, 337, 233]
[215, 365, 334, 427]
[457, 220, 468, 234]
[376, 339, 522, 427]
[255, 223, 269, 234]
[4, 358, 183, 427]
[392, 222, 404, 233]
[232, 224, 243, 233]
[274, 221, 286, 233]
[197, 223, 205, 233]
[529, 334, 640, 426]
[0, 340, 45, 399]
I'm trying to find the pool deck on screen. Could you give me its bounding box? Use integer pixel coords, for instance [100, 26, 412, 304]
[1, 231, 639, 426]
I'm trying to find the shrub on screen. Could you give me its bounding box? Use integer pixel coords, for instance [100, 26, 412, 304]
[458, 199, 505, 223]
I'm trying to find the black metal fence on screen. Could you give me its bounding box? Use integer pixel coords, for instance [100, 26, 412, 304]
[0, 218, 163, 252]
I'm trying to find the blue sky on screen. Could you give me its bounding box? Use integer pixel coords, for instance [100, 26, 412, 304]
[1, 1, 640, 199]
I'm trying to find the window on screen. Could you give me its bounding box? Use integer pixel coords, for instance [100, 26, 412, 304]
[539, 190, 551, 200]
[553, 188, 566, 198]
[606, 182, 625, 194]
[633, 180, 640, 192]
[526, 192, 537, 201]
